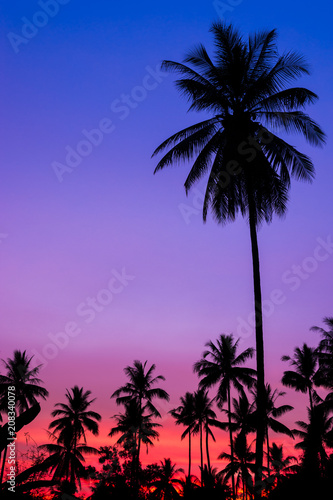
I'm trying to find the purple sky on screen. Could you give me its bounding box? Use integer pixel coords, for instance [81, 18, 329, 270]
[1, 0, 333, 473]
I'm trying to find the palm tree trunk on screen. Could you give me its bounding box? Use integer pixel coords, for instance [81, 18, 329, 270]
[199, 421, 203, 486]
[266, 431, 270, 475]
[188, 430, 192, 482]
[205, 424, 211, 474]
[0, 447, 8, 486]
[228, 383, 236, 500]
[248, 200, 265, 500]
[309, 387, 313, 411]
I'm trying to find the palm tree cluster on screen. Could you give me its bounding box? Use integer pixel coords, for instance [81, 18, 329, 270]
[1, 317, 333, 500]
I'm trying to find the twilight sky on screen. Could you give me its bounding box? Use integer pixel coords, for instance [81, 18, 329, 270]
[1, 0, 333, 474]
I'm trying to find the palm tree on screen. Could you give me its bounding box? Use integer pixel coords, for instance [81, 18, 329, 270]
[38, 431, 98, 491]
[281, 344, 319, 410]
[0, 350, 48, 485]
[219, 432, 256, 500]
[252, 384, 294, 475]
[311, 317, 333, 389]
[111, 360, 169, 485]
[268, 443, 297, 485]
[149, 458, 184, 500]
[111, 360, 169, 418]
[152, 23, 325, 496]
[191, 388, 221, 484]
[49, 386, 101, 454]
[109, 399, 161, 488]
[293, 402, 333, 479]
[222, 393, 256, 438]
[0, 350, 48, 412]
[194, 334, 255, 499]
[169, 392, 195, 480]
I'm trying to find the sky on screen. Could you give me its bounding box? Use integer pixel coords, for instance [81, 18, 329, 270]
[1, 0, 333, 480]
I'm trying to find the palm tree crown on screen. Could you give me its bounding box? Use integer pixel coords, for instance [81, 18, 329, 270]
[49, 385, 101, 447]
[194, 334, 255, 402]
[0, 350, 48, 413]
[281, 344, 319, 410]
[153, 22, 325, 225]
[111, 360, 169, 417]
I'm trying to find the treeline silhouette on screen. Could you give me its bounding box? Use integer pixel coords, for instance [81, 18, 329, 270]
[0, 317, 333, 499]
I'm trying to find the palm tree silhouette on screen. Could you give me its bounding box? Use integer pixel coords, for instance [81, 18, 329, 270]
[0, 350, 48, 485]
[281, 344, 319, 410]
[38, 430, 98, 492]
[0, 350, 48, 412]
[192, 388, 222, 483]
[293, 401, 333, 479]
[149, 458, 184, 499]
[311, 317, 333, 389]
[111, 360, 169, 486]
[252, 384, 294, 475]
[49, 386, 101, 454]
[169, 392, 195, 481]
[219, 432, 256, 500]
[221, 393, 256, 439]
[268, 442, 297, 486]
[152, 23, 325, 495]
[194, 334, 255, 499]
[44, 386, 100, 490]
[109, 399, 161, 489]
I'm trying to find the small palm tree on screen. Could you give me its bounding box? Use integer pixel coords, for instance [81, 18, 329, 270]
[268, 443, 297, 485]
[111, 360, 168, 486]
[109, 399, 161, 489]
[281, 344, 319, 410]
[221, 393, 256, 438]
[39, 430, 98, 491]
[49, 386, 101, 453]
[311, 317, 333, 389]
[293, 401, 333, 478]
[0, 350, 48, 485]
[111, 360, 169, 418]
[149, 458, 184, 500]
[169, 392, 195, 480]
[191, 388, 221, 483]
[252, 384, 294, 474]
[219, 432, 256, 500]
[194, 334, 255, 499]
[152, 23, 325, 497]
[0, 350, 48, 413]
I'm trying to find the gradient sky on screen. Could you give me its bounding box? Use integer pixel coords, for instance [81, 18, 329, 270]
[1, 0, 333, 479]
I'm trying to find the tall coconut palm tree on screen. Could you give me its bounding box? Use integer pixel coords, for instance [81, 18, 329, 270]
[194, 334, 255, 498]
[149, 458, 184, 500]
[169, 392, 195, 480]
[49, 386, 101, 454]
[0, 350, 48, 485]
[152, 23, 325, 497]
[281, 344, 319, 410]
